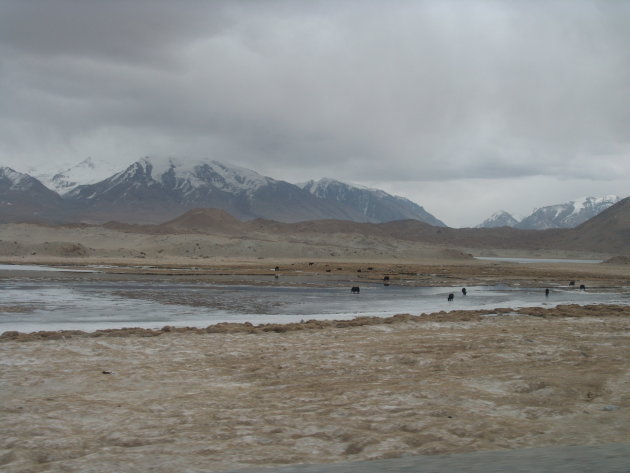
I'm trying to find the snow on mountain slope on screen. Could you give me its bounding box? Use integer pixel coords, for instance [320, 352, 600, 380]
[302, 178, 387, 200]
[516, 195, 620, 229]
[0, 167, 66, 222]
[62, 159, 447, 224]
[37, 157, 124, 194]
[300, 178, 446, 226]
[64, 157, 345, 223]
[475, 210, 519, 228]
[570, 196, 619, 217]
[66, 157, 276, 200]
[0, 167, 34, 190]
[138, 157, 274, 194]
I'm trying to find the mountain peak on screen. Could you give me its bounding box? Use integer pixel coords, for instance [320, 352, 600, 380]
[55, 158, 447, 225]
[517, 195, 621, 229]
[570, 195, 620, 215]
[476, 210, 519, 228]
[0, 167, 33, 190]
[38, 157, 123, 194]
[299, 177, 445, 226]
[301, 178, 384, 196]
[136, 157, 273, 194]
[0, 167, 65, 223]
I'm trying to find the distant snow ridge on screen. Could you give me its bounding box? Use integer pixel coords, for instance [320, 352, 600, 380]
[516, 195, 620, 229]
[66, 156, 277, 202]
[0, 167, 33, 190]
[301, 178, 382, 218]
[300, 178, 446, 226]
[136, 157, 274, 195]
[63, 156, 313, 222]
[302, 178, 387, 200]
[0, 166, 66, 223]
[59, 159, 448, 224]
[40, 157, 123, 194]
[476, 210, 519, 228]
[571, 195, 619, 216]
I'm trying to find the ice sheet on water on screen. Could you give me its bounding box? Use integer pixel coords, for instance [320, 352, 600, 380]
[1, 280, 629, 333]
[0, 264, 97, 272]
[475, 257, 603, 264]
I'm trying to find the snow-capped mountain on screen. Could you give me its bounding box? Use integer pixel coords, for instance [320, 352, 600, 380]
[0, 167, 37, 191]
[66, 157, 275, 201]
[61, 158, 448, 224]
[64, 157, 294, 222]
[476, 210, 520, 228]
[0, 167, 65, 222]
[37, 157, 123, 194]
[557, 196, 630, 253]
[2, 158, 623, 229]
[300, 178, 445, 226]
[516, 196, 621, 230]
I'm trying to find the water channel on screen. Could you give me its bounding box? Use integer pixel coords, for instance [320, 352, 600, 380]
[2, 268, 628, 333]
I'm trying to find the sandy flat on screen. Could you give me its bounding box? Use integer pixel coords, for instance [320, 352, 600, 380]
[0, 222, 459, 262]
[2, 305, 630, 473]
[0, 221, 620, 266]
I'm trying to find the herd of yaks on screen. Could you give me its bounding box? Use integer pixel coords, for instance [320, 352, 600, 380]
[350, 281, 587, 300]
[273, 266, 587, 300]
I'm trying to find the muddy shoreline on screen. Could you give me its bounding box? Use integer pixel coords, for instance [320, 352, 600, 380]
[2, 303, 629, 342]
[1, 256, 628, 286]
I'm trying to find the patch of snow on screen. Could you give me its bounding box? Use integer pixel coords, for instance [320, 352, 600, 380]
[490, 210, 509, 220]
[553, 204, 567, 218]
[476, 210, 519, 228]
[208, 160, 271, 191]
[301, 178, 387, 197]
[0, 167, 33, 190]
[38, 157, 124, 194]
[138, 156, 176, 178]
[570, 195, 619, 216]
[571, 197, 589, 215]
[137, 157, 272, 194]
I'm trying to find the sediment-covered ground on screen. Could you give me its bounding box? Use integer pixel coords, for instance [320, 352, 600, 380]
[2, 304, 629, 473]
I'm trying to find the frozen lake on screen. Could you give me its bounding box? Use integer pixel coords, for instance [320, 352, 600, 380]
[0, 264, 97, 272]
[2, 278, 629, 333]
[474, 257, 604, 264]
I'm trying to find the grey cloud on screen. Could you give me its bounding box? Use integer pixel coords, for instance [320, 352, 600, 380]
[0, 0, 233, 67]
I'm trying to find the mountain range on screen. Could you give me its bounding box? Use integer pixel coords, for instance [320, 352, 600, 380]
[0, 157, 623, 229]
[476, 196, 621, 230]
[0, 157, 445, 225]
[0, 167, 65, 222]
[36, 157, 122, 195]
[475, 211, 521, 229]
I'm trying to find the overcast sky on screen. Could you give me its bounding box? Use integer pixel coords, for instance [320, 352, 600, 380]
[1, 0, 628, 227]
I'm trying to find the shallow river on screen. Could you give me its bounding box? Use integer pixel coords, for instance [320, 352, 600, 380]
[2, 276, 629, 333]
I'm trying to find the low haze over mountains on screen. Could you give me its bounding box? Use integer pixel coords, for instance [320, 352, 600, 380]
[0, 157, 624, 229]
